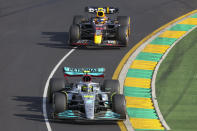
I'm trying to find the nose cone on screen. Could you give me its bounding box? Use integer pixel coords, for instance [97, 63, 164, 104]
[84, 100, 95, 119]
[94, 34, 102, 44]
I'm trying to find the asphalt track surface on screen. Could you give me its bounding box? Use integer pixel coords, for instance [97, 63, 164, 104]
[0, 0, 197, 131]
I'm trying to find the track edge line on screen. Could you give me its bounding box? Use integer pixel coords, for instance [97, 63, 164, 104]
[42, 48, 76, 131]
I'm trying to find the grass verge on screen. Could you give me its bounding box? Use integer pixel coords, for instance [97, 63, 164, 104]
[156, 28, 197, 131]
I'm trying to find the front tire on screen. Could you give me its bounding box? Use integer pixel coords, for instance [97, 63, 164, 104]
[48, 78, 65, 103]
[53, 92, 67, 113]
[117, 26, 129, 46]
[73, 15, 86, 25]
[117, 16, 130, 26]
[117, 16, 131, 35]
[112, 94, 126, 118]
[69, 24, 80, 44]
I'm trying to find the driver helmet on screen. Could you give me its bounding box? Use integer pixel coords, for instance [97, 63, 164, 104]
[95, 11, 107, 24]
[97, 11, 105, 17]
[82, 75, 91, 82]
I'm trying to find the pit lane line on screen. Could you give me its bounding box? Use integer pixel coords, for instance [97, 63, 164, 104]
[42, 47, 76, 131]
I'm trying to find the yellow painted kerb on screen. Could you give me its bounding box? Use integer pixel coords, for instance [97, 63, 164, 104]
[124, 77, 151, 88]
[126, 96, 154, 109]
[130, 60, 158, 70]
[142, 44, 170, 54]
[112, 9, 197, 131]
[159, 30, 187, 38]
[178, 17, 197, 25]
[130, 118, 165, 130]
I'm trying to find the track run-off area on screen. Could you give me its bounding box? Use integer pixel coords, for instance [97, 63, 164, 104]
[1, 0, 197, 131]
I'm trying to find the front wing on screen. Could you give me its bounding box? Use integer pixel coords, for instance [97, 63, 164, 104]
[70, 40, 125, 47]
[53, 110, 126, 120]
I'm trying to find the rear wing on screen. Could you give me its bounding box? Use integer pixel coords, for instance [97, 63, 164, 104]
[63, 67, 105, 77]
[85, 7, 119, 14]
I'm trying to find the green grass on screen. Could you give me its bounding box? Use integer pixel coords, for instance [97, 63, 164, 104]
[156, 28, 197, 131]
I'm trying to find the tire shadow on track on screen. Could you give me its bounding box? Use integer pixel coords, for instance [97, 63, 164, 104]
[38, 31, 123, 50]
[50, 119, 118, 125]
[12, 96, 45, 122]
[12, 96, 117, 125]
[38, 32, 70, 49]
[49, 114, 118, 125]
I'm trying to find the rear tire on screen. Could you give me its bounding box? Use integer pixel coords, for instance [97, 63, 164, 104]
[48, 78, 65, 103]
[69, 24, 80, 44]
[117, 26, 129, 46]
[73, 15, 86, 25]
[53, 92, 67, 113]
[102, 79, 120, 100]
[112, 94, 126, 118]
[102, 79, 119, 93]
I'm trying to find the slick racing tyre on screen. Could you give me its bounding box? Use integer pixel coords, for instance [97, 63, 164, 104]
[112, 94, 126, 118]
[102, 79, 120, 100]
[117, 25, 129, 46]
[69, 24, 80, 44]
[73, 15, 86, 25]
[117, 16, 131, 35]
[53, 92, 68, 113]
[48, 78, 65, 103]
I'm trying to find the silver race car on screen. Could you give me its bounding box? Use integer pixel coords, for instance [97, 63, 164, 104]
[48, 67, 126, 120]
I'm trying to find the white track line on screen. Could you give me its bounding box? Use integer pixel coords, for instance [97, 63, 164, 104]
[42, 48, 76, 131]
